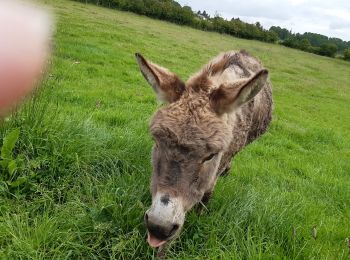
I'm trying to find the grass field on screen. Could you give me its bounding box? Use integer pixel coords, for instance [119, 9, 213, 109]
[0, 0, 350, 258]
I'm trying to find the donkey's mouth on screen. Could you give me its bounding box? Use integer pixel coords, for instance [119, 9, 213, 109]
[147, 232, 167, 248]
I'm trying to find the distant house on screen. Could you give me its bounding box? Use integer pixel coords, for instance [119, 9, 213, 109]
[196, 10, 210, 20]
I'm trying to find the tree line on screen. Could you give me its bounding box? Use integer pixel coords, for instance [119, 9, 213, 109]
[270, 26, 350, 59]
[73, 0, 350, 61]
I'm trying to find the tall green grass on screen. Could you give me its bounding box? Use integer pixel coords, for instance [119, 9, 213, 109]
[0, 0, 349, 258]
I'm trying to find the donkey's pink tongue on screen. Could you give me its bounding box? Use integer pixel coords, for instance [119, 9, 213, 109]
[147, 232, 166, 248]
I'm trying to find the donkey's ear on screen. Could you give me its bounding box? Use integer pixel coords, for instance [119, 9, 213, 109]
[210, 69, 268, 114]
[135, 53, 185, 103]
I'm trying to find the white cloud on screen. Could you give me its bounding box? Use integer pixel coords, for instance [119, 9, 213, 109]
[287, 0, 306, 5]
[177, 0, 350, 41]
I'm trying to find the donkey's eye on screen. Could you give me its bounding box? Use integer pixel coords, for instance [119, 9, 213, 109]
[203, 153, 217, 163]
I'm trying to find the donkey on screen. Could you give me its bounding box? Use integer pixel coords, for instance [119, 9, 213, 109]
[135, 50, 273, 250]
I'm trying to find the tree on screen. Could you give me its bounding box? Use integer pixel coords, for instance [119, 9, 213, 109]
[130, 0, 145, 14]
[317, 43, 338, 57]
[181, 6, 194, 25]
[264, 30, 279, 43]
[72, 0, 349, 60]
[344, 48, 350, 61]
[282, 37, 299, 48]
[269, 26, 291, 40]
[299, 38, 312, 51]
[255, 22, 262, 30]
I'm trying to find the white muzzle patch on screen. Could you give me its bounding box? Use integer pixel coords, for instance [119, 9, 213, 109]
[147, 192, 185, 227]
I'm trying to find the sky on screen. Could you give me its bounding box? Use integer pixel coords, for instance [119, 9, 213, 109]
[176, 0, 350, 41]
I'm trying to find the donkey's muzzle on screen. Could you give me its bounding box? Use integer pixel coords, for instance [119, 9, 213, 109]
[145, 212, 179, 241]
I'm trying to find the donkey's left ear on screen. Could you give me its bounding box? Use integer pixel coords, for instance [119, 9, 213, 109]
[210, 69, 269, 114]
[135, 53, 185, 103]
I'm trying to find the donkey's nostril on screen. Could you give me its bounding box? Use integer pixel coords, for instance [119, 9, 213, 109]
[170, 224, 179, 235]
[144, 213, 149, 222]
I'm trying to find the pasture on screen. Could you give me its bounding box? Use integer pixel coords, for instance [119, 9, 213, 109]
[0, 0, 349, 258]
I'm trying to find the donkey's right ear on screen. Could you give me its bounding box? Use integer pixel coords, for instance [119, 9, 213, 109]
[210, 69, 268, 114]
[135, 53, 185, 103]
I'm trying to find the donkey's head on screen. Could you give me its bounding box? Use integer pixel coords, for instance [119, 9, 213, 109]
[135, 52, 268, 248]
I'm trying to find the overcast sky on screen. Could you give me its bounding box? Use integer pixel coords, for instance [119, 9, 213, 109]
[177, 0, 350, 41]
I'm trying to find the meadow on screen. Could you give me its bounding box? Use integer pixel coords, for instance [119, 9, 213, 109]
[0, 0, 349, 258]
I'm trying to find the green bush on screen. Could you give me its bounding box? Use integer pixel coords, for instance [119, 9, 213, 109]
[317, 43, 338, 57]
[344, 48, 350, 61]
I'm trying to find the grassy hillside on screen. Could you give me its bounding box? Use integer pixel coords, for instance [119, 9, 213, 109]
[0, 0, 349, 258]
